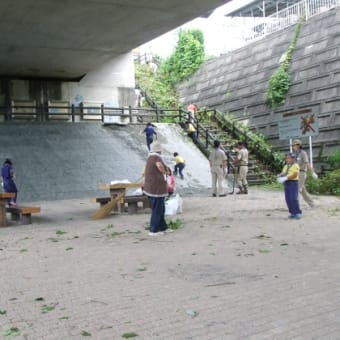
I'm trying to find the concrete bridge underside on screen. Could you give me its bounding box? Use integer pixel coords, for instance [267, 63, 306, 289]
[0, 0, 230, 80]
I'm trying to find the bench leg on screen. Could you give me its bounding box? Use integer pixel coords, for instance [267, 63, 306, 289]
[10, 212, 20, 222]
[127, 202, 138, 214]
[21, 214, 32, 225]
[0, 204, 7, 227]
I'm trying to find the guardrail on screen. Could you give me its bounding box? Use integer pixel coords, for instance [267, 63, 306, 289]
[0, 104, 187, 124]
[245, 0, 340, 42]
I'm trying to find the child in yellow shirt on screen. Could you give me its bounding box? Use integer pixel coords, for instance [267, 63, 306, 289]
[173, 152, 185, 180]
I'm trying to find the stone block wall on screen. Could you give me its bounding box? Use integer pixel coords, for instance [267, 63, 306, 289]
[178, 6, 340, 159]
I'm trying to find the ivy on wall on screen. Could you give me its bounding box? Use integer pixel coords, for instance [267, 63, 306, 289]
[266, 17, 304, 109]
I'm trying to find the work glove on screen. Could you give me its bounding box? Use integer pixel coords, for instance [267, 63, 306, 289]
[277, 176, 288, 184]
[224, 168, 228, 176]
[312, 172, 318, 180]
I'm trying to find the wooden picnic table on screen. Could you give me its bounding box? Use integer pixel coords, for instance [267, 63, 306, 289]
[99, 183, 143, 201]
[0, 192, 15, 227]
[95, 182, 144, 215]
[99, 182, 143, 192]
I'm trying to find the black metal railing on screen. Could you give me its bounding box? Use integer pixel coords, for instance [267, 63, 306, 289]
[0, 104, 188, 124]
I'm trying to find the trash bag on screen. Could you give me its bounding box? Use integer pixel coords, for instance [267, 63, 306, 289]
[165, 194, 183, 216]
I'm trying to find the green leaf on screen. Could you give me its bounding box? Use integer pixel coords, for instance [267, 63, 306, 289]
[258, 249, 270, 254]
[58, 316, 69, 320]
[121, 332, 138, 338]
[254, 234, 271, 239]
[0, 327, 20, 337]
[41, 304, 55, 313]
[81, 330, 92, 337]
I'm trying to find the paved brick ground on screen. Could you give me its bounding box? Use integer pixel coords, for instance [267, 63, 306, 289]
[0, 189, 340, 339]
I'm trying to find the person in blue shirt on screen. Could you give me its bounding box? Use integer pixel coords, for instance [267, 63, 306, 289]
[142, 122, 157, 151]
[1, 158, 18, 206]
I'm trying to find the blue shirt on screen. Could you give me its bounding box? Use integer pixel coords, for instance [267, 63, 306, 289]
[1, 164, 12, 180]
[144, 126, 156, 138]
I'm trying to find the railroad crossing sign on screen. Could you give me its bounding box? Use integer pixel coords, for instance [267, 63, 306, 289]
[278, 108, 319, 140]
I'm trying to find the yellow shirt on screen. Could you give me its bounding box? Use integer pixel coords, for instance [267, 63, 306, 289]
[175, 155, 185, 164]
[187, 123, 196, 132]
[282, 163, 299, 180]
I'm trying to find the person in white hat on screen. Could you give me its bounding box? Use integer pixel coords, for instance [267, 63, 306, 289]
[143, 141, 173, 236]
[292, 139, 317, 208]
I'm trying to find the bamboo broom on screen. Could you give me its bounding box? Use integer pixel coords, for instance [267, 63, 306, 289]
[91, 192, 126, 220]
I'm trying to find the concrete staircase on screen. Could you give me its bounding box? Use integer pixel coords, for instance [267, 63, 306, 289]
[193, 118, 269, 186]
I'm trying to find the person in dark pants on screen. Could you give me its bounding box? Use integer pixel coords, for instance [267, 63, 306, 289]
[142, 122, 157, 151]
[278, 152, 302, 219]
[186, 120, 197, 144]
[173, 152, 185, 179]
[1, 158, 18, 206]
[143, 141, 173, 236]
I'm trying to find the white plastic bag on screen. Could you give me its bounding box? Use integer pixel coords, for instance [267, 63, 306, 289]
[176, 194, 183, 214]
[165, 194, 183, 215]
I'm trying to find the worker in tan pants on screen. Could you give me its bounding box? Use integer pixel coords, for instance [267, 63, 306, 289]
[292, 139, 318, 208]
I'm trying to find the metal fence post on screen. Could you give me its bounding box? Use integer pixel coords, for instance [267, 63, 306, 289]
[205, 128, 209, 148]
[129, 105, 133, 123]
[156, 107, 159, 122]
[71, 104, 75, 122]
[101, 104, 104, 123]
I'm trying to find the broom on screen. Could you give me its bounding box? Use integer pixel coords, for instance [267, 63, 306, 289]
[91, 192, 126, 220]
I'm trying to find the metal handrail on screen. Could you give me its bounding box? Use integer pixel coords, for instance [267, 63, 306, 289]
[0, 104, 184, 124]
[245, 0, 340, 42]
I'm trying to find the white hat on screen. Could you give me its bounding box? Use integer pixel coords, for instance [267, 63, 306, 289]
[293, 139, 302, 145]
[150, 141, 162, 153]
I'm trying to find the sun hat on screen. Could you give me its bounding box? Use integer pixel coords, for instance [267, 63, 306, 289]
[293, 139, 302, 145]
[150, 141, 162, 153]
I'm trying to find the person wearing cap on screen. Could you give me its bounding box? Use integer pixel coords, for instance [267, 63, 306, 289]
[143, 141, 172, 236]
[233, 141, 249, 194]
[278, 152, 302, 219]
[1, 158, 18, 206]
[292, 139, 317, 208]
[209, 140, 228, 197]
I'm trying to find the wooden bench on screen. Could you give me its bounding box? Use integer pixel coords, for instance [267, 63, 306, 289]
[6, 206, 41, 225]
[91, 195, 150, 214]
[124, 195, 150, 214]
[91, 196, 112, 207]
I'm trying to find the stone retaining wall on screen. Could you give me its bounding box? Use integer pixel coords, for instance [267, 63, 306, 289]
[178, 7, 340, 161]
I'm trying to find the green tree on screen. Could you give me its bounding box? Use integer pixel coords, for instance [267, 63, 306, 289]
[266, 17, 303, 109]
[136, 28, 205, 108]
[160, 29, 205, 86]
